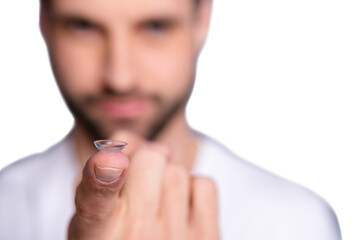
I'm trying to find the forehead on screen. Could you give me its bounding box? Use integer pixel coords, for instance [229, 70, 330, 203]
[49, 0, 194, 21]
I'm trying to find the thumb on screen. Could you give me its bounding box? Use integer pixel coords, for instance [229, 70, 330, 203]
[68, 150, 129, 240]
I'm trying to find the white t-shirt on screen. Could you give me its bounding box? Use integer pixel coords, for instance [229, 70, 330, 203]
[0, 133, 341, 240]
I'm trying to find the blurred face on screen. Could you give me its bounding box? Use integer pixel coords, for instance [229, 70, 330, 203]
[41, 0, 210, 139]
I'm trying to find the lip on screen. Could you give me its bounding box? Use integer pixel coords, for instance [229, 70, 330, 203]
[101, 99, 148, 119]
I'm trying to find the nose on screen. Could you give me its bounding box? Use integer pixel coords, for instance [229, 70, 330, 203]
[103, 32, 136, 94]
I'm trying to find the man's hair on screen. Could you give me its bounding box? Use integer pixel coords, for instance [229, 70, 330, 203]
[41, 0, 201, 8]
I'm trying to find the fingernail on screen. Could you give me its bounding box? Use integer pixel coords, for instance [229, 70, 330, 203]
[94, 166, 124, 183]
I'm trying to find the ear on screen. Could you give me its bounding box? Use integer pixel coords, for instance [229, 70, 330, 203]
[39, 6, 51, 44]
[194, 0, 213, 54]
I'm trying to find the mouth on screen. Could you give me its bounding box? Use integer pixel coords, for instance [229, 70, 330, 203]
[100, 98, 150, 119]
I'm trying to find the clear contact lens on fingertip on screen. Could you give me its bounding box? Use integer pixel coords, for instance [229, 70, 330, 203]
[93, 140, 128, 152]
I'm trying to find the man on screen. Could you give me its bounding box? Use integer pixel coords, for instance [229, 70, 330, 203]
[0, 0, 341, 239]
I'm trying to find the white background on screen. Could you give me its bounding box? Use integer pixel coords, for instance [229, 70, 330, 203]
[0, 0, 359, 239]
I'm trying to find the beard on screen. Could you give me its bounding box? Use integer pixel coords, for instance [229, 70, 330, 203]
[49, 46, 198, 142]
[59, 80, 194, 142]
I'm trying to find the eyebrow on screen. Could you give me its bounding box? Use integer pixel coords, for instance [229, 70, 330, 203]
[50, 12, 96, 23]
[49, 7, 187, 29]
[137, 15, 182, 25]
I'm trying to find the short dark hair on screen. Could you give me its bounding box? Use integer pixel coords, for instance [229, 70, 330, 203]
[41, 0, 202, 8]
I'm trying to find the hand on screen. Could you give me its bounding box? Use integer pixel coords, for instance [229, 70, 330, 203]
[68, 132, 220, 240]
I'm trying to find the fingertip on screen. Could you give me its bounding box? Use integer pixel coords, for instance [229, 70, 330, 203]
[82, 151, 129, 187]
[191, 177, 218, 215]
[147, 142, 172, 160]
[93, 150, 129, 166]
[94, 166, 125, 184]
[193, 177, 217, 197]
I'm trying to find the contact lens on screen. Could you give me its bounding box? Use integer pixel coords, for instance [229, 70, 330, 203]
[93, 140, 128, 152]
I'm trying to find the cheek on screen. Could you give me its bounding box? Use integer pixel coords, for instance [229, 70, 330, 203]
[51, 37, 103, 96]
[140, 40, 195, 98]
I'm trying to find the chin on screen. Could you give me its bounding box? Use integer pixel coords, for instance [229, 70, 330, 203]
[97, 123, 150, 139]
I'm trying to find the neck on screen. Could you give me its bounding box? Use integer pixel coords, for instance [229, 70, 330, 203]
[73, 110, 198, 172]
[73, 123, 98, 168]
[153, 108, 198, 172]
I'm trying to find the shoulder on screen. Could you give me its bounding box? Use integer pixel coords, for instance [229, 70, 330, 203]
[0, 134, 78, 240]
[194, 133, 341, 239]
[0, 135, 77, 204]
[0, 135, 74, 186]
[0, 152, 52, 187]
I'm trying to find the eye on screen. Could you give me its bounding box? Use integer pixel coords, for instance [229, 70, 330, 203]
[66, 18, 95, 31]
[144, 20, 170, 33]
